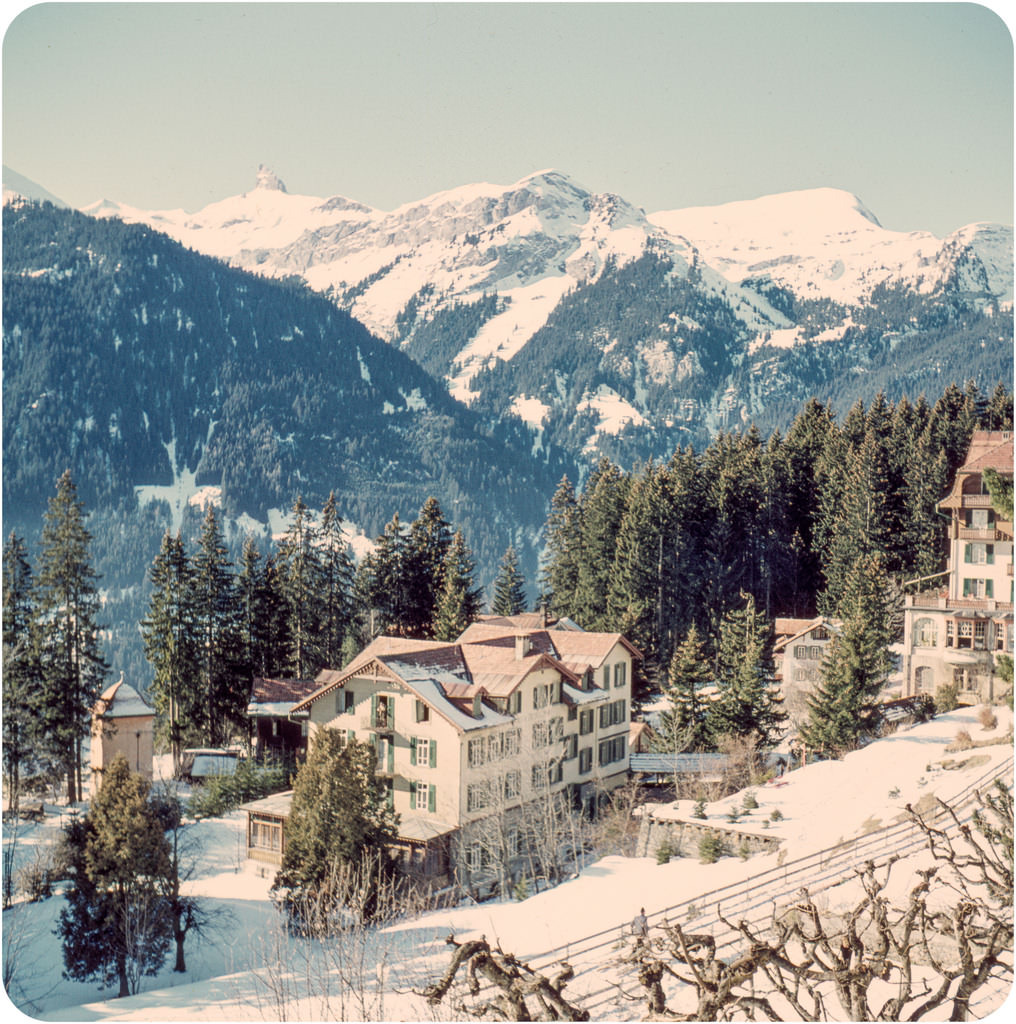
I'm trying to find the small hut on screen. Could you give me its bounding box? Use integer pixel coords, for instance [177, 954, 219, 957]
[90, 674, 155, 788]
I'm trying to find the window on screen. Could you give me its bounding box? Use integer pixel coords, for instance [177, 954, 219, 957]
[809, 646, 822, 660]
[968, 508, 995, 529]
[507, 828, 520, 858]
[964, 543, 995, 565]
[533, 684, 552, 709]
[957, 620, 974, 648]
[466, 843, 488, 873]
[502, 771, 520, 800]
[578, 747, 592, 774]
[563, 734, 577, 760]
[468, 737, 486, 767]
[812, 626, 828, 641]
[597, 735, 626, 767]
[411, 737, 436, 768]
[508, 690, 522, 714]
[550, 717, 564, 742]
[502, 729, 520, 758]
[415, 699, 429, 723]
[963, 578, 994, 599]
[411, 782, 435, 812]
[599, 704, 609, 729]
[567, 705, 577, 721]
[467, 782, 489, 812]
[532, 761, 562, 789]
[250, 817, 283, 852]
[793, 668, 806, 682]
[915, 618, 938, 647]
[946, 620, 955, 647]
[975, 622, 986, 649]
[793, 645, 807, 659]
[602, 665, 610, 688]
[579, 709, 594, 735]
[614, 663, 627, 689]
[914, 666, 934, 695]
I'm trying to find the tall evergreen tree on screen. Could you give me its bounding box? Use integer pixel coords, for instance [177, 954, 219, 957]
[2, 533, 43, 815]
[58, 755, 173, 997]
[801, 555, 894, 756]
[271, 732, 398, 927]
[318, 492, 354, 665]
[659, 624, 713, 751]
[709, 593, 785, 749]
[541, 476, 583, 619]
[365, 512, 411, 637]
[141, 531, 200, 775]
[36, 470, 107, 803]
[277, 497, 323, 677]
[491, 545, 527, 616]
[573, 459, 629, 630]
[402, 497, 452, 637]
[191, 506, 243, 745]
[433, 530, 482, 642]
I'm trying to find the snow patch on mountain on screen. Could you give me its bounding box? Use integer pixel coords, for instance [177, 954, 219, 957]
[577, 384, 646, 445]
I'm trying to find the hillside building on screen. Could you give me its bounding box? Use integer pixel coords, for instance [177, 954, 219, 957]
[903, 430, 1014, 703]
[772, 617, 838, 730]
[242, 616, 639, 894]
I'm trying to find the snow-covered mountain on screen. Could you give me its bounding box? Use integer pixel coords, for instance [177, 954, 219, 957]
[2, 164, 69, 208]
[75, 166, 1015, 458]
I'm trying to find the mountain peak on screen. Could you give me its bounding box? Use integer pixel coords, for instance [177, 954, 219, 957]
[255, 165, 287, 193]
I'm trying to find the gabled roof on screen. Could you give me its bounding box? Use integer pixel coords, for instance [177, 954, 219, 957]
[957, 430, 1014, 476]
[456, 621, 642, 665]
[250, 677, 318, 705]
[773, 616, 839, 652]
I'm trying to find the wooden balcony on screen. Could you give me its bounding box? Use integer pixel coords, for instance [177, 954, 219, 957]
[957, 527, 1005, 541]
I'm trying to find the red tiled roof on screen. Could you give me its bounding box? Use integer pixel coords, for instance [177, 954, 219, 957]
[958, 431, 1014, 476]
[250, 677, 318, 705]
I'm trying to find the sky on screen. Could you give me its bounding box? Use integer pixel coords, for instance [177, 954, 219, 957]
[2, 2, 1013, 236]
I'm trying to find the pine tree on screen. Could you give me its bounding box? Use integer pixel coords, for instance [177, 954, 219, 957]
[141, 532, 200, 775]
[191, 506, 243, 745]
[2, 533, 43, 815]
[36, 470, 107, 803]
[573, 459, 629, 629]
[659, 625, 713, 751]
[709, 593, 785, 749]
[801, 555, 894, 756]
[319, 492, 354, 666]
[433, 530, 482, 641]
[490, 545, 527, 616]
[542, 476, 583, 619]
[277, 497, 323, 677]
[365, 513, 410, 636]
[271, 732, 398, 928]
[58, 755, 173, 997]
[402, 497, 452, 637]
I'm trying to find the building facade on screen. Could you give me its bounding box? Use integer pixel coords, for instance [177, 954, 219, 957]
[245, 616, 639, 891]
[903, 431, 1014, 704]
[772, 617, 838, 730]
[90, 675, 155, 789]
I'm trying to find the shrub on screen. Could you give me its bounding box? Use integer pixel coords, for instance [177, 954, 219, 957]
[769, 808, 783, 822]
[692, 798, 708, 820]
[741, 791, 758, 811]
[698, 833, 724, 864]
[935, 683, 959, 714]
[188, 759, 290, 819]
[726, 807, 741, 823]
[738, 839, 751, 860]
[888, 787, 901, 799]
[656, 838, 676, 864]
[978, 707, 998, 731]
[953, 729, 973, 750]
[513, 876, 530, 901]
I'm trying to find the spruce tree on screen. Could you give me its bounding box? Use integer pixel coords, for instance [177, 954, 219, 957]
[802, 555, 894, 756]
[141, 532, 200, 775]
[58, 755, 173, 997]
[36, 470, 107, 803]
[192, 506, 243, 745]
[709, 593, 785, 749]
[433, 530, 482, 642]
[277, 497, 323, 677]
[659, 624, 713, 751]
[319, 492, 354, 666]
[2, 533, 43, 815]
[542, 476, 583, 619]
[573, 459, 629, 630]
[271, 732, 398, 928]
[491, 545, 527, 616]
[402, 497, 452, 637]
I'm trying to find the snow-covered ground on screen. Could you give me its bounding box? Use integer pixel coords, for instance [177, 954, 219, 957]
[3, 705, 1012, 1021]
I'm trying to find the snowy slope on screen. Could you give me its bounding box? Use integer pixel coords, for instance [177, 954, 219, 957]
[649, 186, 1014, 305]
[7, 705, 1011, 1021]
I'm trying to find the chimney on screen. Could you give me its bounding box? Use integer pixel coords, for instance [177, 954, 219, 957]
[515, 634, 532, 660]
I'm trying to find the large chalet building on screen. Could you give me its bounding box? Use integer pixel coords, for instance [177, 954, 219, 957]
[243, 614, 639, 892]
[902, 430, 1014, 703]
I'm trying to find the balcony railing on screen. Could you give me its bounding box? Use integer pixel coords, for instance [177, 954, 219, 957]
[956, 527, 1004, 541]
[959, 494, 995, 508]
[360, 711, 392, 732]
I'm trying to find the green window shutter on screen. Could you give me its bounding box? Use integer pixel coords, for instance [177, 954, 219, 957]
[987, 545, 995, 564]
[347, 729, 355, 745]
[386, 783, 394, 809]
[410, 781, 417, 803]
[964, 543, 972, 563]
[387, 739, 394, 773]
[428, 784, 436, 813]
[389, 699, 394, 732]
[986, 580, 994, 598]
[430, 740, 437, 768]
[371, 694, 378, 725]
[410, 737, 418, 766]
[963, 579, 972, 597]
